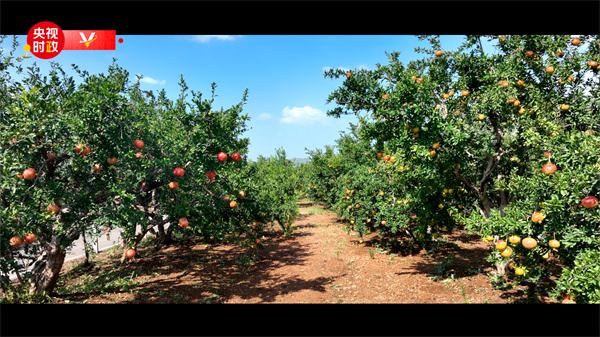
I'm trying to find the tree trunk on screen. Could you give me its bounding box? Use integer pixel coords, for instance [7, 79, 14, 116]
[29, 238, 66, 295]
[479, 192, 492, 218]
[157, 221, 165, 238]
[155, 222, 174, 247]
[166, 222, 175, 240]
[121, 237, 129, 263]
[498, 190, 508, 216]
[276, 218, 290, 236]
[82, 232, 91, 267]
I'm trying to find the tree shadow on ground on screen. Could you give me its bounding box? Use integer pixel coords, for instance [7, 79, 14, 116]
[292, 223, 316, 231]
[262, 223, 315, 240]
[294, 213, 312, 222]
[56, 227, 338, 303]
[395, 235, 491, 280]
[452, 232, 481, 243]
[297, 200, 315, 208]
[400, 249, 488, 280]
[350, 232, 423, 256]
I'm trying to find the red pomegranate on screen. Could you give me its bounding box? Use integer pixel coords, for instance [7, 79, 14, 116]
[217, 152, 228, 162]
[206, 171, 217, 181]
[22, 168, 37, 180]
[173, 167, 185, 177]
[125, 249, 136, 259]
[541, 163, 557, 175]
[133, 139, 145, 149]
[581, 196, 598, 209]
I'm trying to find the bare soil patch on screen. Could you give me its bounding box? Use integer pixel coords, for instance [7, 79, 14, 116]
[55, 202, 513, 303]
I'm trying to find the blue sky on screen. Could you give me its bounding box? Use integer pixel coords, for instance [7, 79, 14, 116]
[2, 35, 469, 159]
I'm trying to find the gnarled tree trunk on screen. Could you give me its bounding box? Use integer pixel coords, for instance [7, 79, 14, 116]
[155, 222, 174, 247]
[29, 237, 66, 295]
[81, 232, 91, 267]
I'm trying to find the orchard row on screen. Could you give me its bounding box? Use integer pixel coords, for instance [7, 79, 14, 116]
[0, 37, 300, 298]
[301, 35, 600, 303]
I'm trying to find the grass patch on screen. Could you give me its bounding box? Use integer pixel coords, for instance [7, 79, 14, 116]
[56, 265, 139, 298]
[430, 255, 457, 281]
[200, 293, 222, 303]
[235, 253, 256, 270]
[0, 286, 53, 304]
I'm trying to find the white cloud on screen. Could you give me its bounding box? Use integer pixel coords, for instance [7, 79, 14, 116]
[139, 76, 165, 85]
[192, 35, 240, 43]
[257, 113, 272, 120]
[280, 106, 327, 125]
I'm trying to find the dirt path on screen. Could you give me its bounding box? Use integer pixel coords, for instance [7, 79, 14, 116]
[226, 201, 508, 303]
[58, 201, 511, 303]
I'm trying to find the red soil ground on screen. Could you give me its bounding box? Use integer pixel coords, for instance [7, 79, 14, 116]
[56, 201, 522, 303]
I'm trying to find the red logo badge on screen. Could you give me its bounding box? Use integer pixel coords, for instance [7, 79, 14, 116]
[26, 21, 65, 59]
[26, 22, 118, 59]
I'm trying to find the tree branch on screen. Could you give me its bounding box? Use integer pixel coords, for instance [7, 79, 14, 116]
[479, 118, 505, 188]
[202, 185, 215, 197]
[453, 163, 479, 196]
[477, 36, 485, 56]
[479, 155, 497, 188]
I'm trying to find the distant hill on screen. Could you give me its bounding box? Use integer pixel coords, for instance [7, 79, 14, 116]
[247, 157, 309, 165]
[290, 158, 309, 165]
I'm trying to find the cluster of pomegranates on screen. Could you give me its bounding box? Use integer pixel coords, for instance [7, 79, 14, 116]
[13, 139, 251, 259]
[9, 233, 37, 248]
